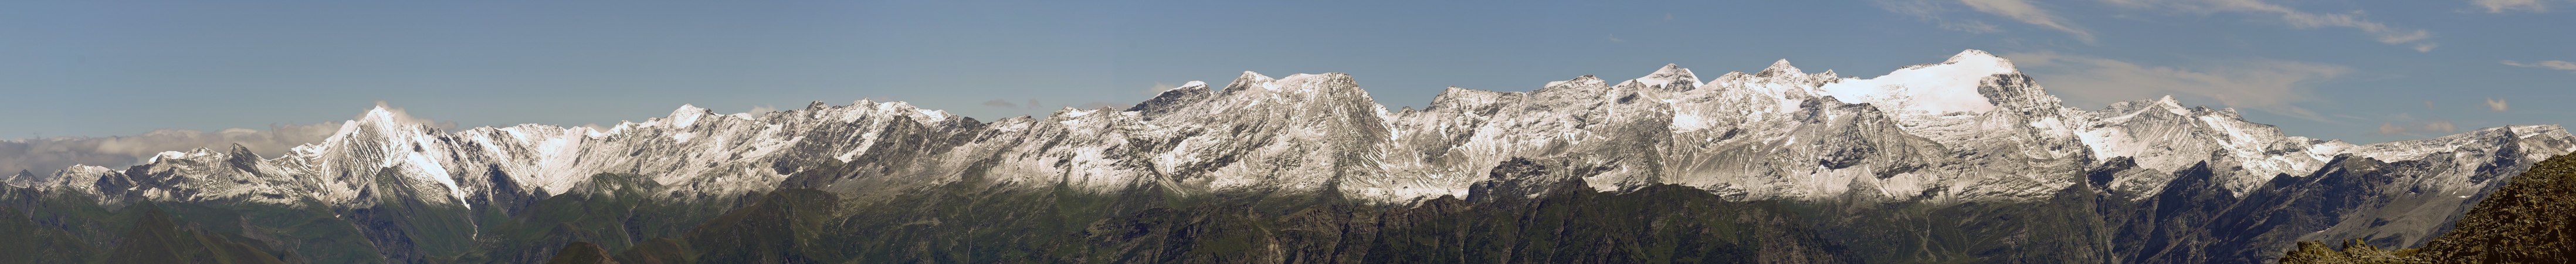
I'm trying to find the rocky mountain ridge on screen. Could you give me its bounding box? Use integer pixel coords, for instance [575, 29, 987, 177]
[9, 50, 2558, 207]
[4, 49, 2570, 263]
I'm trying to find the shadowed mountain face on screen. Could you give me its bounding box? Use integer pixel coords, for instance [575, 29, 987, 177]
[1, 50, 2568, 263]
[2280, 154, 2576, 263]
[103, 206, 292, 264]
[551, 155, 2561, 263]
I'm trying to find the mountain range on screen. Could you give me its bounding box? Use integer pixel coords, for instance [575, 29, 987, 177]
[2, 49, 2568, 263]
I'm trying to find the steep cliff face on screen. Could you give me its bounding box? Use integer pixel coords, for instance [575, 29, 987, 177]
[4, 50, 2567, 263]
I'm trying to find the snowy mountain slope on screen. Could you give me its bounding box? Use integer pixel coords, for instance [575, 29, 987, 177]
[19, 50, 2570, 213]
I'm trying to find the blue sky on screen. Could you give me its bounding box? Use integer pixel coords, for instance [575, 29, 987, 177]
[2, 0, 2571, 145]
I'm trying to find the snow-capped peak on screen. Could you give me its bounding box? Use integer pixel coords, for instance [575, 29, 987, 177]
[1632, 63, 1703, 90]
[1943, 49, 2016, 73]
[34, 50, 2570, 221]
[1814, 49, 2022, 115]
[1052, 107, 1100, 125]
[1652, 63, 1692, 75]
[1172, 80, 1209, 92]
[1272, 73, 1360, 93]
[148, 148, 219, 164]
[2154, 96, 2189, 116]
[1, 170, 31, 188]
[1756, 59, 1802, 77]
[1224, 71, 1280, 92]
[2099, 96, 2197, 120]
[1545, 75, 1609, 89]
[47, 164, 117, 194]
[666, 104, 712, 127]
[917, 109, 950, 123]
[351, 105, 412, 133]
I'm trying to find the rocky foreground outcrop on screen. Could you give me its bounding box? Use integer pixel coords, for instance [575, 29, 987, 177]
[2281, 153, 2576, 263]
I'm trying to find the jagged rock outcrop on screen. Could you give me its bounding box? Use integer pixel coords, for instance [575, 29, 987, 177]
[2280, 154, 2576, 263]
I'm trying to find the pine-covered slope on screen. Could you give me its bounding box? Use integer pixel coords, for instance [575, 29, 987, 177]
[1, 49, 2567, 263]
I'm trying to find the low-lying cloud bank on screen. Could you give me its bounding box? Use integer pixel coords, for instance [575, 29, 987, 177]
[0, 102, 461, 182]
[1, 123, 345, 180]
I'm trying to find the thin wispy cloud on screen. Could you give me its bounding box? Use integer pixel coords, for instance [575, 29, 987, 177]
[1941, 20, 2005, 33]
[1879, 0, 1981, 33]
[2471, 0, 2553, 13]
[1960, 0, 2096, 42]
[2376, 113, 2458, 135]
[2489, 98, 2511, 112]
[2005, 51, 2350, 121]
[1877, 0, 2058, 36]
[1883, 0, 2438, 50]
[2424, 120, 2459, 133]
[2104, 0, 2437, 52]
[2503, 60, 2576, 72]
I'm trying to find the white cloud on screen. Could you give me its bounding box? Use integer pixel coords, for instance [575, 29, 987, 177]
[2424, 120, 2459, 133]
[2503, 60, 2576, 72]
[0, 103, 469, 180]
[2487, 98, 2511, 112]
[1879, 0, 2001, 34]
[1877, 0, 2082, 38]
[2375, 116, 2458, 134]
[0, 123, 344, 177]
[1608, 34, 1626, 43]
[1960, 0, 2096, 42]
[2104, 0, 2436, 51]
[2005, 51, 2350, 121]
[2472, 0, 2551, 13]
